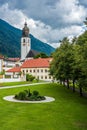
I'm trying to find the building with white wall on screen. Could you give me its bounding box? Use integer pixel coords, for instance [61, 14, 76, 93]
[3, 22, 53, 82]
[0, 56, 4, 72]
[6, 58, 53, 81]
[3, 58, 20, 71]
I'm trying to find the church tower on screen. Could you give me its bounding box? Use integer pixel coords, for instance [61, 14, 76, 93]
[21, 22, 31, 60]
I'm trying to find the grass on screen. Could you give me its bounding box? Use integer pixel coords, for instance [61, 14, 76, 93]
[0, 83, 87, 130]
[0, 80, 43, 87]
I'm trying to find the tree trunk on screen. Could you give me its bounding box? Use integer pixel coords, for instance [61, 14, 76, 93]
[63, 80, 65, 86]
[72, 80, 75, 92]
[79, 87, 83, 96]
[60, 80, 62, 85]
[67, 79, 69, 89]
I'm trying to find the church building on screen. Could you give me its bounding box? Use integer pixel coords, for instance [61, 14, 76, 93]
[5, 22, 53, 81]
[21, 22, 39, 60]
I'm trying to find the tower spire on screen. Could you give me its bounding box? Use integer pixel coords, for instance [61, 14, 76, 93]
[25, 18, 27, 25]
[22, 20, 29, 37]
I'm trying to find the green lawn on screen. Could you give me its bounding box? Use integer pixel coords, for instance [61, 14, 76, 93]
[0, 81, 29, 87]
[0, 83, 87, 130]
[0, 80, 43, 87]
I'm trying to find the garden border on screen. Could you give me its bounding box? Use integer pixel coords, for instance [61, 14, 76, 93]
[3, 95, 55, 103]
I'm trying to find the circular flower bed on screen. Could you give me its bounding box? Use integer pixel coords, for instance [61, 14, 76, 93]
[3, 95, 55, 103]
[15, 89, 46, 101]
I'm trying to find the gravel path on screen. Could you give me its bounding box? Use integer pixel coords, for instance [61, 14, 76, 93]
[0, 82, 50, 90]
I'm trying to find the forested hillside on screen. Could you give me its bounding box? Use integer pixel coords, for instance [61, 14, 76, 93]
[0, 19, 55, 57]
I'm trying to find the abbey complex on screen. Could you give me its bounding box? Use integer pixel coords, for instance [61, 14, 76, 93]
[0, 22, 53, 82]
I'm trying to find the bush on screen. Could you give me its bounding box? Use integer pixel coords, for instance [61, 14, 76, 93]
[15, 89, 45, 101]
[26, 74, 35, 82]
[29, 95, 38, 101]
[15, 91, 26, 100]
[24, 89, 32, 97]
[33, 90, 39, 96]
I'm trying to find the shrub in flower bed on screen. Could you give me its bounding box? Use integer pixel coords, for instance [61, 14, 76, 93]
[15, 89, 45, 101]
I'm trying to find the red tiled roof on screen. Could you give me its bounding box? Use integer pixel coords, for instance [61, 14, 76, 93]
[7, 58, 20, 62]
[21, 58, 52, 68]
[6, 67, 21, 72]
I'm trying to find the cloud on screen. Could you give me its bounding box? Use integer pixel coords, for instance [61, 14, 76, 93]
[0, 0, 87, 28]
[79, 0, 87, 7]
[0, 0, 87, 48]
[0, 3, 26, 28]
[58, 0, 86, 24]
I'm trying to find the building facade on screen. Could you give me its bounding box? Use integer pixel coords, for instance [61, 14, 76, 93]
[6, 58, 53, 81]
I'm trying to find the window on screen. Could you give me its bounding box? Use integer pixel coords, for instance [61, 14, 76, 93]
[26, 70, 28, 73]
[23, 39, 25, 43]
[45, 69, 48, 72]
[30, 70, 32, 72]
[41, 69, 43, 72]
[33, 70, 35, 72]
[22, 70, 25, 74]
[37, 69, 39, 72]
[45, 76, 47, 79]
[49, 76, 51, 79]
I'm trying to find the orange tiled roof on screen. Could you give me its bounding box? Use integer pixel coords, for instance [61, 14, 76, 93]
[6, 67, 21, 72]
[21, 58, 52, 68]
[7, 58, 20, 62]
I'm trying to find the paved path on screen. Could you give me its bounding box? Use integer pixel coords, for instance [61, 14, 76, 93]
[0, 82, 50, 90]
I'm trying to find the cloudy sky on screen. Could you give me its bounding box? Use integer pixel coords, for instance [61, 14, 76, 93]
[0, 0, 87, 48]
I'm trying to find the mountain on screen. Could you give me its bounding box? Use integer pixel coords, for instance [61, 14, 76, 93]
[0, 19, 55, 57]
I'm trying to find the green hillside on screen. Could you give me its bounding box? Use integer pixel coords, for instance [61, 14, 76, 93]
[0, 19, 55, 57]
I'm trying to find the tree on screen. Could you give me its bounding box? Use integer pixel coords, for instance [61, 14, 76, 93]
[84, 17, 87, 26]
[50, 37, 74, 88]
[34, 52, 48, 59]
[50, 28, 87, 97]
[75, 31, 87, 96]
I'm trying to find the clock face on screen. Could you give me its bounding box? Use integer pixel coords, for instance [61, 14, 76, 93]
[23, 43, 26, 46]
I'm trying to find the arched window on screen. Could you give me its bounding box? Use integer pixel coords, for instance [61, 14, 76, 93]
[26, 70, 28, 73]
[45, 69, 48, 72]
[23, 39, 25, 43]
[33, 70, 35, 72]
